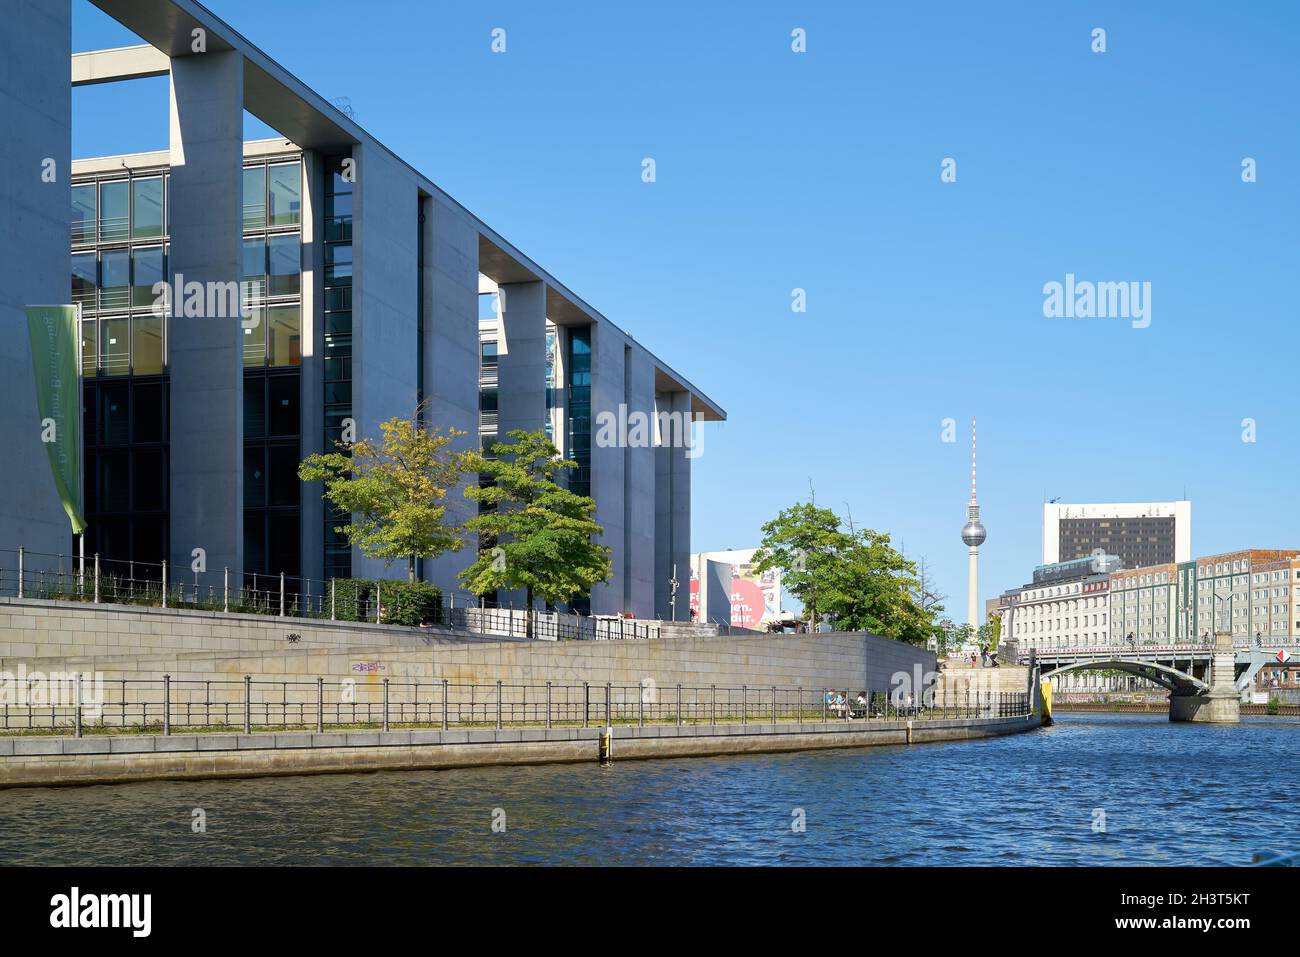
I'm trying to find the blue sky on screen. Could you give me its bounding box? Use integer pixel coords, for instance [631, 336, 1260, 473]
[72, 1, 1300, 618]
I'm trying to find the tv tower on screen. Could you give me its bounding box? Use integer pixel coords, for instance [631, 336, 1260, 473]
[960, 417, 987, 628]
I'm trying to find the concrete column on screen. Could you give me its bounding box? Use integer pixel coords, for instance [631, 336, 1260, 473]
[589, 322, 627, 615]
[496, 281, 547, 437]
[654, 390, 692, 620]
[420, 197, 480, 598]
[298, 150, 325, 582]
[0, 0, 72, 557]
[351, 141, 420, 581]
[623, 347, 656, 618]
[167, 50, 244, 579]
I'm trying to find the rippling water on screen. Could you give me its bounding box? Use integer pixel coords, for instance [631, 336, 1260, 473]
[0, 714, 1294, 865]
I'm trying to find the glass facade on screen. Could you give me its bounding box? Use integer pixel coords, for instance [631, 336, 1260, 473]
[71, 168, 171, 569]
[322, 157, 354, 580]
[242, 156, 303, 578]
[566, 327, 592, 498]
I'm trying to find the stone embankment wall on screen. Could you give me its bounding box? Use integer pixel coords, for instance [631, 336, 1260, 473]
[0, 712, 1038, 788]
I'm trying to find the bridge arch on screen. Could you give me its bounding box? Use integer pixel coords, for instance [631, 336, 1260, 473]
[1040, 659, 1209, 694]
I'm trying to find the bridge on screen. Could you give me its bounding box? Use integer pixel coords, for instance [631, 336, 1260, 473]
[1012, 634, 1299, 723]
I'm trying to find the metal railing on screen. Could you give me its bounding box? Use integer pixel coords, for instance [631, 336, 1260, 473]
[0, 676, 1032, 737]
[0, 546, 661, 642]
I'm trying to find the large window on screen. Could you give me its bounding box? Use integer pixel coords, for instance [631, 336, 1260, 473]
[131, 177, 164, 240]
[131, 247, 164, 308]
[71, 253, 97, 309]
[267, 162, 302, 227]
[73, 168, 173, 568]
[72, 184, 96, 245]
[100, 249, 129, 311]
[242, 165, 266, 231]
[243, 156, 304, 579]
[99, 180, 129, 243]
[267, 235, 301, 297]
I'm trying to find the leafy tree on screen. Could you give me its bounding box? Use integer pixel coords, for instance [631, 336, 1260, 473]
[299, 415, 467, 582]
[459, 429, 611, 628]
[751, 502, 846, 632]
[751, 502, 942, 644]
[977, 615, 1002, 651]
[824, 528, 938, 644]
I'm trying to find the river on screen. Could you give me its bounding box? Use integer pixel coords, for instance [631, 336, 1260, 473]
[0, 713, 1294, 865]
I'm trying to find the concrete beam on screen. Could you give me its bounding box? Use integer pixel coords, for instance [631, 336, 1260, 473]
[71, 45, 170, 86]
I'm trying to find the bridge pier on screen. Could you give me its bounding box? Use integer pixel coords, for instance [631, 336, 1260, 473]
[1168, 633, 1239, 724]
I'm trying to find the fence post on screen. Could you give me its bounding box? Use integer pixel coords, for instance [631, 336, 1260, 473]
[583, 681, 589, 728]
[638, 684, 644, 728]
[223, 566, 229, 613]
[161, 560, 167, 608]
[375, 581, 382, 624]
[772, 686, 777, 725]
[383, 678, 390, 732]
[605, 682, 611, 726]
[316, 677, 323, 733]
[74, 672, 83, 738]
[546, 680, 552, 730]
[822, 689, 827, 722]
[279, 572, 286, 617]
[711, 684, 716, 726]
[163, 674, 171, 736]
[16, 545, 24, 599]
[93, 554, 100, 603]
[243, 675, 251, 733]
[495, 680, 502, 730]
[330, 579, 336, 620]
[742, 685, 748, 725]
[442, 678, 449, 730]
[677, 683, 683, 727]
[798, 687, 804, 725]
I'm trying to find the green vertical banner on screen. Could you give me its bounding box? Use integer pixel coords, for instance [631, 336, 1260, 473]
[26, 305, 87, 535]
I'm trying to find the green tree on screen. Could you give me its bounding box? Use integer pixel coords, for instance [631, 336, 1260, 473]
[751, 502, 942, 644]
[459, 429, 611, 628]
[824, 527, 938, 644]
[977, 614, 1002, 651]
[298, 415, 467, 582]
[751, 502, 846, 632]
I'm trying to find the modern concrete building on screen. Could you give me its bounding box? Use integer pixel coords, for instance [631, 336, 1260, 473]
[1042, 500, 1191, 568]
[3, 0, 724, 619]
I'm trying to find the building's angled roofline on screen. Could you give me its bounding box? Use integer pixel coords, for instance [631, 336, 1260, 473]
[83, 0, 725, 421]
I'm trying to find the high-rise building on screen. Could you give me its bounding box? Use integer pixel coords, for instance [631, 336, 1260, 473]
[1042, 501, 1191, 568]
[3, 0, 726, 620]
[960, 418, 987, 627]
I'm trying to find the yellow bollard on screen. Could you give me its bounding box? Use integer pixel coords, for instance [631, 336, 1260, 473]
[599, 726, 612, 762]
[1040, 680, 1053, 727]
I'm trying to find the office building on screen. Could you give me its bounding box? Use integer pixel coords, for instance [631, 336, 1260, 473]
[3, 0, 725, 619]
[1042, 501, 1191, 569]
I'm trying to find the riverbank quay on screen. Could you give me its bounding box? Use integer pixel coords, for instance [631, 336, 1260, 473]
[0, 709, 1039, 788]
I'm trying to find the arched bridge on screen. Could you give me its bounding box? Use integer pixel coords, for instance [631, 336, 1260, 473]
[1040, 659, 1209, 694]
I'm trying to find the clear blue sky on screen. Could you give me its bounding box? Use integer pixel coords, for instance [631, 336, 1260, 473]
[72, 1, 1300, 617]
